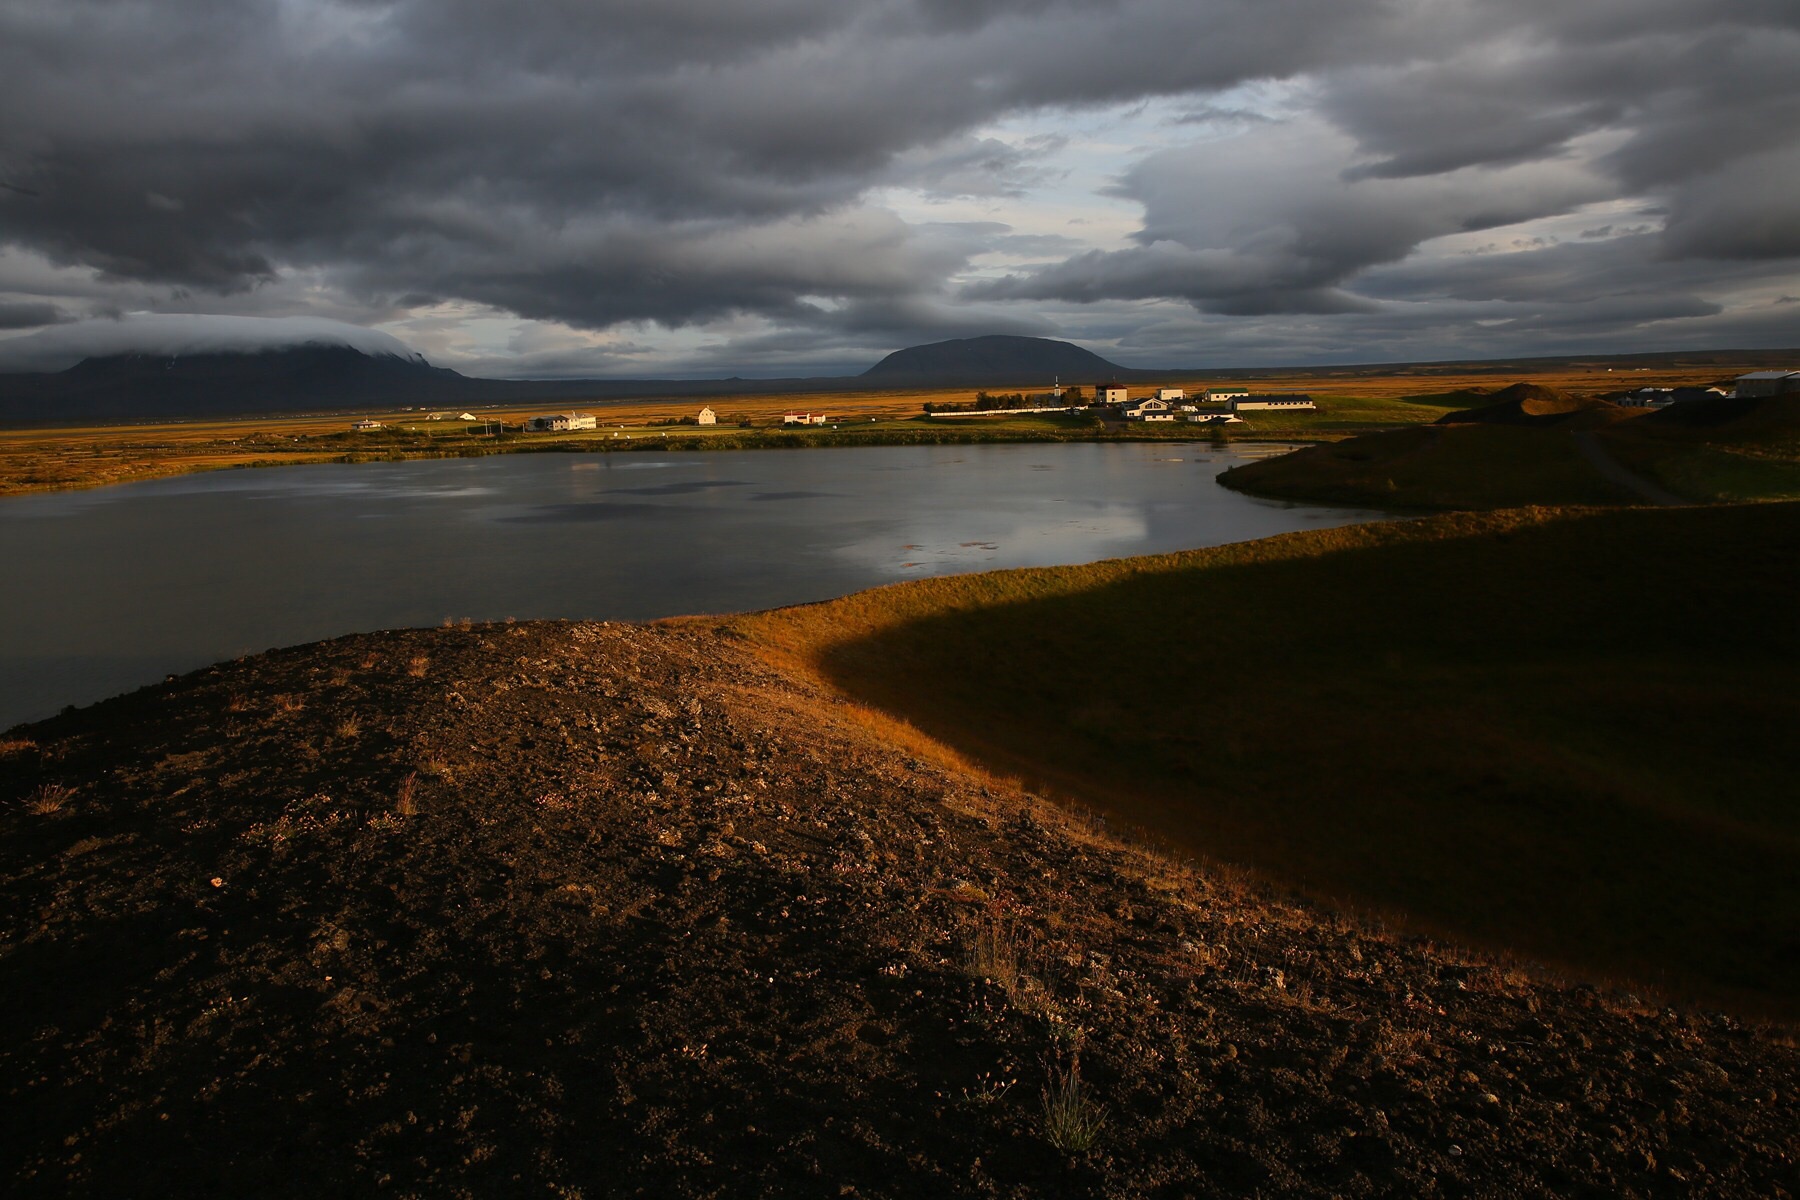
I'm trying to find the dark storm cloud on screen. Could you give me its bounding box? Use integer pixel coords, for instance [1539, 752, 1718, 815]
[964, 3, 1800, 331]
[1, 0, 1797, 366]
[0, 0, 1426, 327]
[0, 299, 66, 330]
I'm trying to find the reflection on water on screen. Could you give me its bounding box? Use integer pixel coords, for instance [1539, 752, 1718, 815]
[0, 442, 1385, 728]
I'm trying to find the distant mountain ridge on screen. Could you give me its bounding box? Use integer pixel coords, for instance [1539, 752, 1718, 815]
[0, 346, 488, 425]
[0, 334, 1144, 425]
[861, 335, 1127, 383]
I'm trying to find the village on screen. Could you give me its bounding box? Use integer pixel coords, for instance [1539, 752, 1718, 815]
[921, 383, 1320, 424]
[338, 369, 1797, 440]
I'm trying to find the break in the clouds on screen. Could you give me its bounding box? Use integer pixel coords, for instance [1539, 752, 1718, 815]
[0, 0, 1796, 376]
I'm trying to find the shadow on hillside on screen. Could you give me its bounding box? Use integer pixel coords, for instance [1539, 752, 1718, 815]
[811, 504, 1800, 1017]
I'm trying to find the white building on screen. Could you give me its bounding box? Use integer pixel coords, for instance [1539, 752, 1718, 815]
[1097, 385, 1130, 405]
[1155, 387, 1185, 402]
[1232, 395, 1317, 412]
[351, 419, 384, 431]
[525, 412, 599, 432]
[1735, 371, 1800, 398]
[783, 412, 830, 425]
[1207, 389, 1249, 403]
[697, 407, 717, 426]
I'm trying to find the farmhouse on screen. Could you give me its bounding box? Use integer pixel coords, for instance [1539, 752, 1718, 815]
[1125, 398, 1174, 419]
[1184, 410, 1242, 424]
[525, 413, 599, 432]
[350, 419, 384, 431]
[1232, 395, 1317, 412]
[1096, 385, 1130, 405]
[783, 412, 830, 425]
[1155, 387, 1185, 402]
[1617, 387, 1726, 409]
[697, 407, 717, 426]
[1735, 371, 1800, 398]
[1207, 388, 1249, 403]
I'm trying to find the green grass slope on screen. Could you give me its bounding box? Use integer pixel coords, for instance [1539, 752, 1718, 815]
[1218, 424, 1639, 509]
[739, 504, 1800, 1016]
[1224, 391, 1800, 510]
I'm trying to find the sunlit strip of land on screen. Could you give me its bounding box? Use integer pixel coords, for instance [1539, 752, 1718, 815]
[0, 361, 1753, 496]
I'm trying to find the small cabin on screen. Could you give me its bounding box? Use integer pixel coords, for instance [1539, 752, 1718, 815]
[351, 419, 384, 431]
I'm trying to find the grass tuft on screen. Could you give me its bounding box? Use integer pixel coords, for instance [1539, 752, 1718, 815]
[1040, 1053, 1108, 1153]
[395, 772, 420, 817]
[25, 782, 75, 815]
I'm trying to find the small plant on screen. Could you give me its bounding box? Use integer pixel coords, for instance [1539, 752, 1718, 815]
[0, 738, 37, 757]
[395, 772, 420, 816]
[335, 716, 361, 739]
[1040, 1053, 1108, 1153]
[407, 655, 430, 678]
[960, 1070, 1016, 1105]
[25, 782, 75, 815]
[965, 918, 1024, 997]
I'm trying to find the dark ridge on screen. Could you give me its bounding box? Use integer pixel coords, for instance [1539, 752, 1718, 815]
[0, 346, 479, 425]
[1436, 382, 1627, 428]
[1640, 392, 1800, 431]
[861, 335, 1130, 384]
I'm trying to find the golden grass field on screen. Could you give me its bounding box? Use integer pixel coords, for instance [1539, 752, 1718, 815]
[0, 358, 1756, 495]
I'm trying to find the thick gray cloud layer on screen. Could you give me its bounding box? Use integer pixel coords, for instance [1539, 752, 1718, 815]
[1, 0, 1796, 372]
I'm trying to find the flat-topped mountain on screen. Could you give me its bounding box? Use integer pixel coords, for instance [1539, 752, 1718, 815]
[861, 335, 1128, 384]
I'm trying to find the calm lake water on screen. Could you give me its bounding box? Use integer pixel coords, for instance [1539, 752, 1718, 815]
[1, 442, 1387, 729]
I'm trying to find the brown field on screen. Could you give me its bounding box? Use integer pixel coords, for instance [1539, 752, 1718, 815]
[0, 357, 1765, 496]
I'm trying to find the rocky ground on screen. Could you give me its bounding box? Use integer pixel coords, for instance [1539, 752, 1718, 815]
[2, 620, 1795, 1198]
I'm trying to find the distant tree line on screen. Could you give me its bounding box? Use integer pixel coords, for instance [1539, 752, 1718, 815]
[924, 386, 1084, 414]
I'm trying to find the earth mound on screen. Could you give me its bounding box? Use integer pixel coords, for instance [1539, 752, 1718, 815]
[861, 335, 1126, 384]
[1437, 383, 1625, 427]
[2, 621, 1796, 1197]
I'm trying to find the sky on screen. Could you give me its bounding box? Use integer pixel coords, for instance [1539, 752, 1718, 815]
[1, 0, 1797, 378]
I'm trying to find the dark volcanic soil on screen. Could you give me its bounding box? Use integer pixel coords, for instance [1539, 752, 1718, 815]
[2, 621, 1795, 1198]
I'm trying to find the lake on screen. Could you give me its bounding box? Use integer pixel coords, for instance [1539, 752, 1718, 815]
[0, 442, 1387, 729]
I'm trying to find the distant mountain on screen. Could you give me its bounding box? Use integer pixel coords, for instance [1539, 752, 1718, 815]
[0, 345, 485, 425]
[861, 335, 1129, 384]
